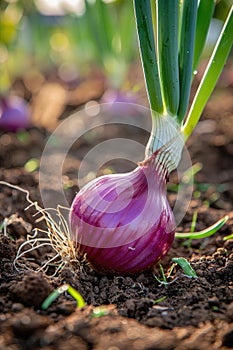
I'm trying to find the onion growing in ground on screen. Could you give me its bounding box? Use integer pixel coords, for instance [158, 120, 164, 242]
[69, 115, 183, 274]
[70, 148, 176, 274]
[0, 96, 30, 132]
[69, 1, 233, 274]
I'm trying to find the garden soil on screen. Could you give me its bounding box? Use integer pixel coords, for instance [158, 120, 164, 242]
[0, 65, 233, 350]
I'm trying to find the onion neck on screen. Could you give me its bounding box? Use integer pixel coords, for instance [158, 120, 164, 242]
[145, 112, 184, 175]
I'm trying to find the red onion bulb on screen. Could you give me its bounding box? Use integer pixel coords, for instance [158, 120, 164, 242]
[69, 154, 175, 274]
[0, 96, 30, 132]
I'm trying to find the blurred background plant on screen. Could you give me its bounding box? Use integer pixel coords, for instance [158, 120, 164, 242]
[0, 0, 137, 91]
[0, 0, 232, 131]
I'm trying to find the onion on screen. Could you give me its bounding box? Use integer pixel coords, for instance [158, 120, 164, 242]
[69, 0, 232, 274]
[101, 89, 138, 105]
[0, 96, 30, 132]
[69, 151, 176, 274]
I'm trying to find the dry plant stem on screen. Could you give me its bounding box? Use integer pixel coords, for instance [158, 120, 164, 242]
[0, 181, 80, 275]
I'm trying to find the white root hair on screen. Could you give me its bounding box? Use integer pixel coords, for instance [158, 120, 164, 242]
[0, 181, 80, 276]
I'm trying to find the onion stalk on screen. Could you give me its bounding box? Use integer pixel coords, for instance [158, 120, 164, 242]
[69, 2, 233, 274]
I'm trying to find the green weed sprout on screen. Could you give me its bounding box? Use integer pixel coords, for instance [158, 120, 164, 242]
[153, 257, 197, 287]
[172, 257, 197, 278]
[41, 284, 85, 310]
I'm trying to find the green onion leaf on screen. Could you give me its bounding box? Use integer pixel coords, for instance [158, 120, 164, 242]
[223, 233, 233, 241]
[182, 6, 233, 140]
[96, 0, 114, 55]
[118, 1, 136, 61]
[157, 0, 180, 116]
[84, 0, 110, 60]
[133, 0, 163, 114]
[178, 0, 198, 122]
[193, 0, 215, 71]
[175, 215, 228, 239]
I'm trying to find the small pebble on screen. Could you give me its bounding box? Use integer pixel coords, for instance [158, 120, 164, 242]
[12, 303, 24, 312]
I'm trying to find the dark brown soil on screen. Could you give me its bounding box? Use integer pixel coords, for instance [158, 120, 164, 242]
[0, 64, 233, 350]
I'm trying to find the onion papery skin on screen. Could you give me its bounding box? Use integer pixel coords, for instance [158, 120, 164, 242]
[69, 158, 175, 274]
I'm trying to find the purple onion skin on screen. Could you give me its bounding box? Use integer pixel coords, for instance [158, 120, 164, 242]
[70, 157, 175, 275]
[0, 96, 30, 132]
[101, 89, 138, 105]
[100, 89, 140, 117]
